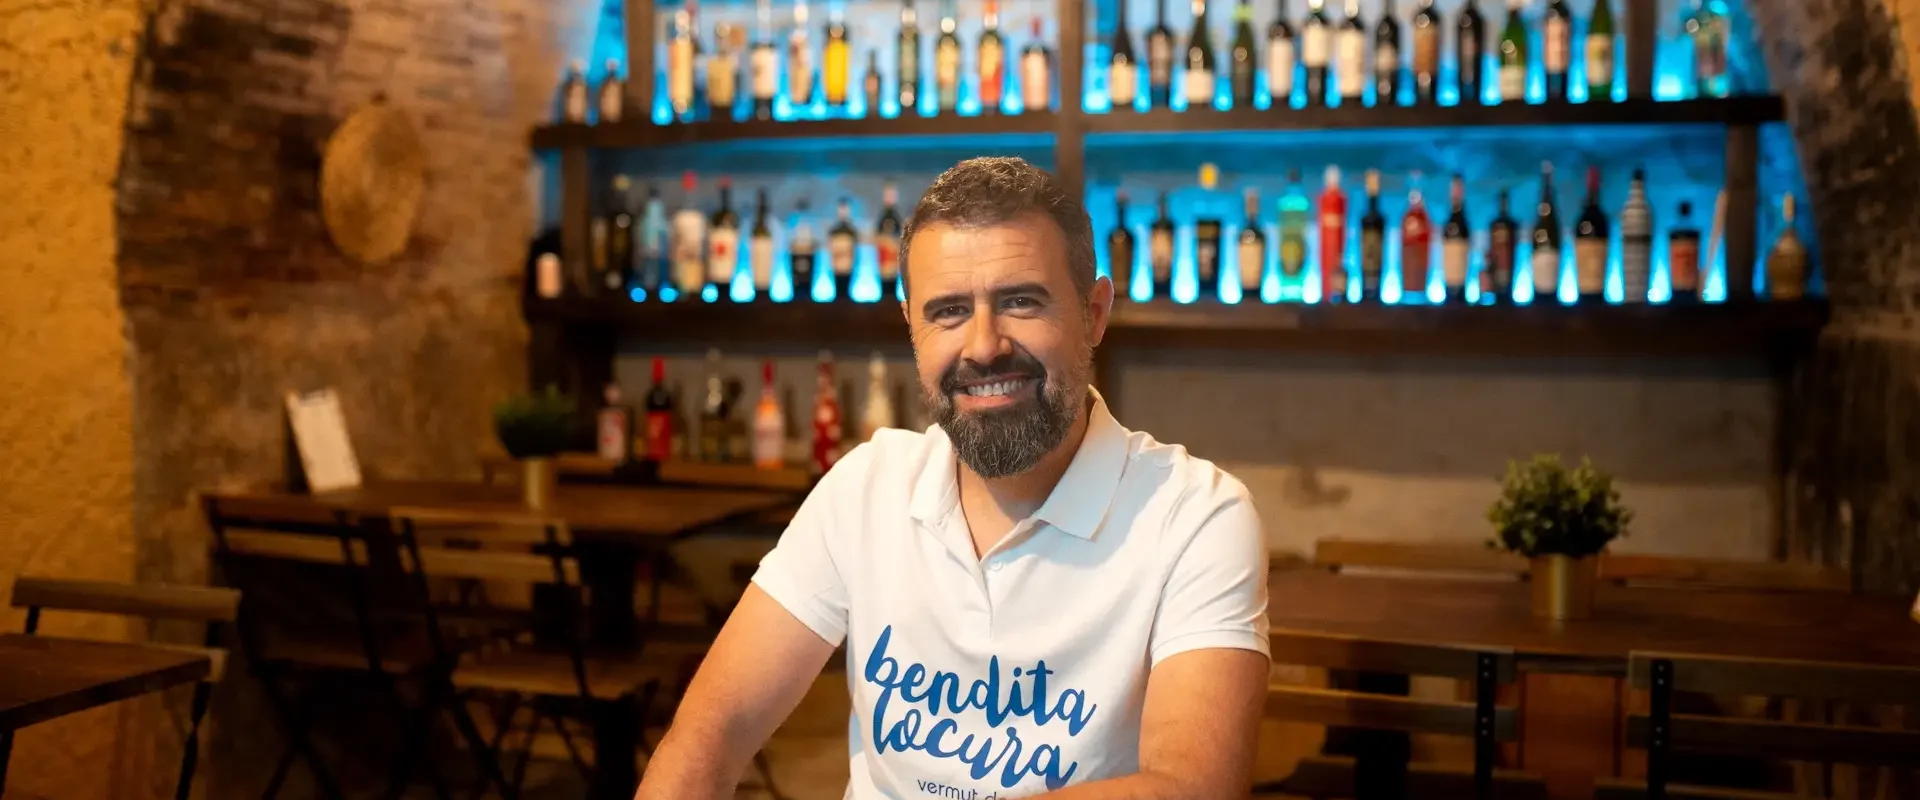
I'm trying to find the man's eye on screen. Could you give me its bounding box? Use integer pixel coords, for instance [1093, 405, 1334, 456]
[932, 305, 966, 320]
[1003, 296, 1039, 310]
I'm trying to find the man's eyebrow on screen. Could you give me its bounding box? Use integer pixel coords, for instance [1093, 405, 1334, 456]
[919, 292, 970, 318]
[918, 283, 1054, 319]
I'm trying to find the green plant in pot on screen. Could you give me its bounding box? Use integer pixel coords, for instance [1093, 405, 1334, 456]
[494, 386, 577, 510]
[1487, 454, 1632, 620]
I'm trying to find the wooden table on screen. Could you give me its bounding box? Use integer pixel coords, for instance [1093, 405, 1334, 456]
[0, 635, 210, 732]
[1267, 569, 1920, 797]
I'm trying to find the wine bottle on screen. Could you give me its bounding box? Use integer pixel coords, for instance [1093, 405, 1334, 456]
[789, 0, 815, 106]
[860, 353, 895, 441]
[980, 0, 1006, 112]
[699, 349, 731, 462]
[1110, 192, 1137, 297]
[899, 0, 922, 111]
[1319, 166, 1349, 302]
[640, 184, 670, 296]
[1530, 162, 1562, 300]
[1278, 169, 1311, 294]
[750, 187, 776, 294]
[1022, 16, 1051, 111]
[1359, 169, 1385, 300]
[1683, 0, 1728, 99]
[1185, 0, 1218, 108]
[1302, 0, 1331, 105]
[1147, 0, 1175, 106]
[669, 11, 697, 118]
[936, 0, 961, 111]
[673, 171, 708, 296]
[1765, 194, 1807, 300]
[1456, 0, 1486, 104]
[875, 183, 904, 299]
[1267, 0, 1297, 106]
[1195, 164, 1224, 297]
[598, 383, 635, 463]
[1150, 190, 1176, 298]
[1441, 173, 1470, 300]
[751, 0, 779, 119]
[644, 357, 675, 462]
[710, 22, 742, 119]
[1374, 0, 1402, 106]
[1587, 0, 1615, 99]
[1573, 166, 1609, 301]
[824, 7, 851, 107]
[752, 360, 786, 469]
[605, 175, 635, 295]
[560, 59, 590, 123]
[864, 48, 883, 109]
[1669, 200, 1701, 302]
[1485, 189, 1517, 304]
[1110, 0, 1140, 109]
[1411, 0, 1440, 104]
[1230, 0, 1258, 107]
[707, 178, 740, 298]
[1237, 187, 1267, 295]
[828, 198, 858, 299]
[1543, 0, 1572, 101]
[810, 352, 843, 474]
[1336, 0, 1366, 103]
[1498, 0, 1527, 103]
[1620, 168, 1652, 302]
[1400, 172, 1431, 298]
[791, 199, 819, 298]
[598, 58, 626, 123]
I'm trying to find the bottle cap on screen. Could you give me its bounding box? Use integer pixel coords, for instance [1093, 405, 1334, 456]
[572, 58, 587, 72]
[1199, 163, 1219, 190]
[1364, 169, 1380, 193]
[1324, 165, 1341, 186]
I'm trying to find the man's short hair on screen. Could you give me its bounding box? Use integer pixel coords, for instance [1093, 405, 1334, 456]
[900, 157, 1097, 300]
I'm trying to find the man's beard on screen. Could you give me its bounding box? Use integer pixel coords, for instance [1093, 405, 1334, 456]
[923, 343, 1091, 479]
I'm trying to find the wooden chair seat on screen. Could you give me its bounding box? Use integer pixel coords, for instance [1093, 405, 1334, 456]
[1594, 776, 1802, 800]
[451, 642, 708, 701]
[258, 629, 439, 674]
[1271, 754, 1550, 800]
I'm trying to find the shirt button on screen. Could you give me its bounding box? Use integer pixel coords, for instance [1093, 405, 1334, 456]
[989, 560, 1005, 572]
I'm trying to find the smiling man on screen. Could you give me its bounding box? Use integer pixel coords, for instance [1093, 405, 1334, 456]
[635, 157, 1271, 800]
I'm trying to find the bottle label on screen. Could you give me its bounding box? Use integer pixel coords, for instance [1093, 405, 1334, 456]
[753, 414, 785, 467]
[669, 41, 695, 111]
[1110, 236, 1134, 285]
[1150, 232, 1174, 282]
[752, 47, 779, 99]
[1337, 31, 1365, 95]
[1196, 239, 1219, 282]
[1670, 239, 1700, 290]
[1360, 232, 1383, 284]
[1402, 237, 1429, 292]
[1149, 36, 1172, 83]
[901, 40, 919, 84]
[598, 84, 623, 123]
[1459, 34, 1481, 81]
[876, 234, 900, 279]
[1184, 66, 1214, 104]
[598, 410, 630, 461]
[709, 53, 739, 107]
[829, 235, 856, 275]
[1238, 239, 1264, 290]
[1280, 234, 1306, 276]
[825, 41, 850, 102]
[1302, 26, 1328, 67]
[1576, 239, 1607, 294]
[1267, 38, 1295, 96]
[1622, 237, 1651, 300]
[937, 42, 961, 94]
[708, 228, 739, 284]
[789, 41, 814, 103]
[590, 219, 608, 272]
[1488, 227, 1514, 287]
[751, 237, 775, 288]
[1375, 42, 1398, 78]
[791, 252, 817, 291]
[1769, 249, 1806, 300]
[645, 411, 673, 461]
[1023, 51, 1049, 109]
[1499, 64, 1526, 100]
[1586, 35, 1614, 87]
[980, 39, 1005, 105]
[1414, 28, 1438, 75]
[536, 253, 564, 298]
[565, 84, 589, 122]
[1442, 240, 1469, 287]
[1531, 246, 1559, 296]
[1695, 28, 1727, 81]
[1109, 60, 1138, 104]
[1544, 18, 1570, 73]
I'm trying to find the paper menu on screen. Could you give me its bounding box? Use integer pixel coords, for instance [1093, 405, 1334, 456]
[285, 388, 362, 493]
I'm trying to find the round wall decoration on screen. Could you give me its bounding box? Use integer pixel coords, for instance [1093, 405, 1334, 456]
[320, 97, 426, 266]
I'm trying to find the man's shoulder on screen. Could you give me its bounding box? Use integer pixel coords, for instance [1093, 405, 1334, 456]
[817, 425, 941, 491]
[1118, 427, 1255, 517]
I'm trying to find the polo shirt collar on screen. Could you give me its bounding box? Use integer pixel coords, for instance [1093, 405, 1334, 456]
[907, 388, 1130, 542]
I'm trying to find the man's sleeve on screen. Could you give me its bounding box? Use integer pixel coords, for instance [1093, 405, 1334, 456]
[747, 447, 864, 646]
[1148, 486, 1271, 666]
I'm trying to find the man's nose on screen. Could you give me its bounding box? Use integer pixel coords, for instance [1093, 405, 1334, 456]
[961, 305, 1013, 367]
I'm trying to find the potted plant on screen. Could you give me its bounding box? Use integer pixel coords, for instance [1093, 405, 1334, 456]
[493, 386, 577, 510]
[1488, 454, 1632, 620]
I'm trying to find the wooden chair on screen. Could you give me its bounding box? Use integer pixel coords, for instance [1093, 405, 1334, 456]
[390, 506, 717, 798]
[1260, 628, 1546, 800]
[1596, 652, 1920, 800]
[2, 576, 240, 800]
[1313, 538, 1531, 580]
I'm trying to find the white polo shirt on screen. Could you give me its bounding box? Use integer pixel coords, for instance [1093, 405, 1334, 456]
[750, 391, 1270, 800]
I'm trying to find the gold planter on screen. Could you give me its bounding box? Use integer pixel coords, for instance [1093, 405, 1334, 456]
[522, 457, 557, 510]
[1531, 554, 1597, 621]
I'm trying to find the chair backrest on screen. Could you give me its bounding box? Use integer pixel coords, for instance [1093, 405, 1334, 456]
[389, 506, 579, 585]
[10, 577, 239, 681]
[1267, 628, 1519, 741]
[1626, 651, 1920, 770]
[1313, 538, 1530, 580]
[1598, 554, 1850, 593]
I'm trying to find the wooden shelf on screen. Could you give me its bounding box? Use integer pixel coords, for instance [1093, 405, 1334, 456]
[531, 111, 1061, 149]
[526, 296, 1827, 359]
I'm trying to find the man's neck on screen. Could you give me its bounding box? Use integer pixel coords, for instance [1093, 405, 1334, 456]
[955, 400, 1092, 555]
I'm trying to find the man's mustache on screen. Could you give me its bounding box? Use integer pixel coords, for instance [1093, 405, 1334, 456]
[938, 352, 1047, 396]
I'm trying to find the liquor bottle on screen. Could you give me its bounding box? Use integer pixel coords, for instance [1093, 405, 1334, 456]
[1683, 0, 1728, 98]
[707, 178, 740, 297]
[750, 188, 776, 293]
[752, 361, 786, 469]
[711, 23, 743, 119]
[1150, 190, 1177, 298]
[824, 7, 851, 107]
[1374, 0, 1402, 106]
[864, 50, 883, 109]
[829, 198, 858, 298]
[810, 352, 844, 474]
[1302, 0, 1331, 105]
[699, 350, 730, 462]
[1022, 17, 1052, 111]
[641, 184, 670, 295]
[673, 171, 708, 296]
[1587, 0, 1615, 99]
[527, 227, 563, 300]
[1620, 168, 1652, 302]
[1765, 194, 1807, 300]
[936, 0, 962, 111]
[598, 383, 635, 463]
[1457, 0, 1485, 104]
[899, 0, 922, 111]
[1400, 172, 1431, 298]
[1110, 192, 1137, 297]
[789, 0, 816, 107]
[598, 58, 626, 123]
[1194, 165, 1224, 298]
[791, 199, 819, 298]
[1669, 200, 1701, 302]
[1441, 174, 1470, 300]
[752, 0, 779, 119]
[860, 353, 895, 440]
[670, 11, 697, 118]
[1110, 0, 1140, 109]
[1336, 0, 1365, 103]
[1148, 0, 1175, 106]
[1230, 0, 1258, 107]
[1485, 189, 1517, 303]
[1411, 0, 1440, 104]
[669, 380, 690, 459]
[1319, 166, 1349, 302]
[689, 1, 711, 117]
[1237, 188, 1267, 296]
[1543, 0, 1572, 101]
[604, 175, 635, 295]
[1530, 162, 1562, 300]
[1278, 169, 1311, 294]
[1359, 169, 1385, 300]
[1185, 0, 1218, 108]
[1267, 0, 1297, 106]
[1573, 166, 1609, 301]
[980, 0, 1007, 112]
[644, 357, 675, 462]
[875, 183, 904, 299]
[1498, 0, 1527, 102]
[560, 59, 589, 123]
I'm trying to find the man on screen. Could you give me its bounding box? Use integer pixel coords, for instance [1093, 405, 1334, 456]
[636, 157, 1270, 799]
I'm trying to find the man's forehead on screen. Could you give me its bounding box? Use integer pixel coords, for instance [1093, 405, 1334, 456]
[908, 217, 1069, 287]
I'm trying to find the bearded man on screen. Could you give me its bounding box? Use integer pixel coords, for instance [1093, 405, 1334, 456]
[636, 157, 1270, 800]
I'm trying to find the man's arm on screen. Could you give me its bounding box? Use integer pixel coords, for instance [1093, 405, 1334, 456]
[634, 586, 837, 799]
[1033, 647, 1270, 799]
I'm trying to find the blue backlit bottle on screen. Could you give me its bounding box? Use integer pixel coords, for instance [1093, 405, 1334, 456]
[1683, 0, 1729, 98]
[1277, 170, 1310, 299]
[641, 184, 671, 297]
